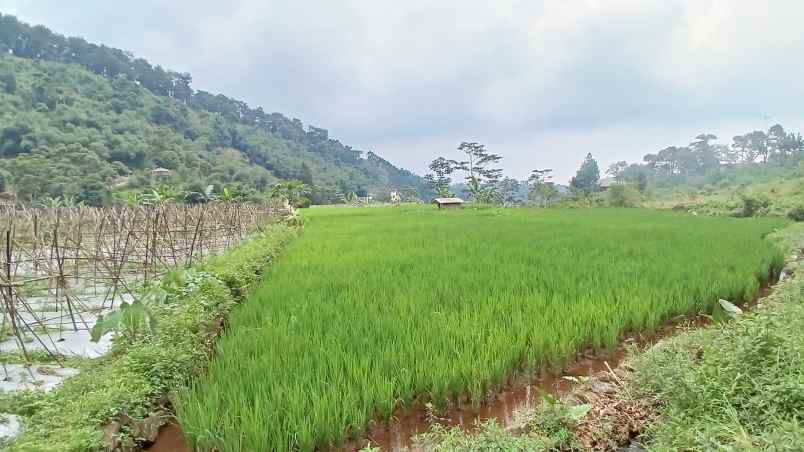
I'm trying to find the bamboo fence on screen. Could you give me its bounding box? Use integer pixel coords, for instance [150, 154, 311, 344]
[0, 203, 287, 364]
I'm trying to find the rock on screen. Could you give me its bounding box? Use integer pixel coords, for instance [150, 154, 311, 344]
[719, 299, 743, 315]
[0, 414, 21, 441]
[595, 371, 618, 384]
[562, 394, 587, 406]
[102, 421, 121, 451]
[614, 368, 631, 380]
[128, 413, 169, 443]
[589, 379, 619, 395]
[618, 440, 647, 451]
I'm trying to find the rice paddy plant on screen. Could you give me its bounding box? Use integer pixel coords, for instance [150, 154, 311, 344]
[176, 207, 786, 451]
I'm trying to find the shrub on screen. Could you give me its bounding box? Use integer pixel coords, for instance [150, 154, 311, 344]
[787, 207, 804, 222]
[733, 194, 771, 218]
[606, 184, 640, 207]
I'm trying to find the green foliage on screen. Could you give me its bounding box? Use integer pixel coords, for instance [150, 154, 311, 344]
[606, 184, 640, 207]
[630, 252, 804, 450]
[424, 157, 456, 198]
[268, 180, 311, 208]
[644, 166, 804, 218]
[527, 169, 556, 207]
[177, 207, 784, 451]
[5, 224, 298, 452]
[90, 299, 157, 344]
[734, 193, 771, 218]
[454, 142, 503, 203]
[787, 207, 804, 222]
[414, 419, 560, 451]
[570, 153, 600, 193]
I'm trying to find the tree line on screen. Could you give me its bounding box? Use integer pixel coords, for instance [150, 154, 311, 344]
[425, 123, 804, 208]
[606, 125, 804, 187]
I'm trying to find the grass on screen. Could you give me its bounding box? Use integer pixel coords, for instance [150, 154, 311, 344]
[643, 171, 804, 218]
[626, 223, 804, 450]
[177, 206, 786, 451]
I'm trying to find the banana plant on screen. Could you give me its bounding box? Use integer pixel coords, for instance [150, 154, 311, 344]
[90, 286, 166, 343]
[90, 299, 156, 343]
[139, 185, 177, 206]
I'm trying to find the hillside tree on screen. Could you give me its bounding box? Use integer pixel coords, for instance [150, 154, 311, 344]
[570, 153, 600, 194]
[605, 161, 628, 183]
[498, 177, 521, 205]
[528, 168, 557, 206]
[454, 142, 503, 203]
[424, 157, 456, 197]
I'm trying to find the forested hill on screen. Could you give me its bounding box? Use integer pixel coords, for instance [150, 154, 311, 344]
[0, 13, 429, 206]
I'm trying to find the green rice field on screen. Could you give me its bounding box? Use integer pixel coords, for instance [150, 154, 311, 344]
[176, 207, 786, 451]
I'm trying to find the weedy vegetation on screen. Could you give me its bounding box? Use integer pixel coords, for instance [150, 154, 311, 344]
[625, 223, 804, 450]
[177, 206, 785, 451]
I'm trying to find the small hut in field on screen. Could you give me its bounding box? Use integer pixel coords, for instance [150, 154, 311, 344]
[432, 197, 464, 209]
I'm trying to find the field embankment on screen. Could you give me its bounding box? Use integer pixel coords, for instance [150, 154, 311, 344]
[176, 206, 785, 451]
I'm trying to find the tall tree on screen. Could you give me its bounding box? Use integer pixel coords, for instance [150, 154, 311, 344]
[424, 157, 455, 197]
[454, 142, 503, 202]
[497, 177, 521, 205]
[528, 168, 557, 206]
[570, 153, 600, 193]
[731, 131, 770, 163]
[605, 161, 628, 183]
[689, 133, 720, 172]
[300, 162, 314, 185]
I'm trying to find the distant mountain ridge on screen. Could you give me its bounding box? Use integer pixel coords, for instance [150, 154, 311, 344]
[0, 13, 430, 205]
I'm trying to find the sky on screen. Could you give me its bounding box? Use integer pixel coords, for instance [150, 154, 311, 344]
[2, 0, 804, 183]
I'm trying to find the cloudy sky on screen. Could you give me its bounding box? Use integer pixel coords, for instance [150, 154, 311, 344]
[2, 1, 803, 182]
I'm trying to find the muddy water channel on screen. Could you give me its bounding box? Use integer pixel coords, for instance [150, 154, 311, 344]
[150, 282, 776, 452]
[349, 281, 776, 451]
[344, 319, 695, 451]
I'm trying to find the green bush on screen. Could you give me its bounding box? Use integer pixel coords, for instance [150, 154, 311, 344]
[787, 207, 804, 222]
[606, 184, 640, 207]
[733, 194, 771, 217]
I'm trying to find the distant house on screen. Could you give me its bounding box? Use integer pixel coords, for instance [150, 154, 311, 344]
[432, 197, 464, 209]
[151, 167, 172, 180]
